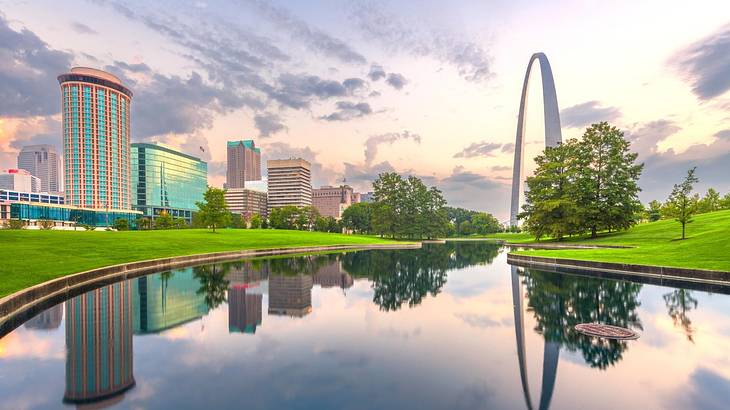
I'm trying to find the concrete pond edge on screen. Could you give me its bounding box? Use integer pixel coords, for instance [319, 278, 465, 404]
[0, 242, 421, 334]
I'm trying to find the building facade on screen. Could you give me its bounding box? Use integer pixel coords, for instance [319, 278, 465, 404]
[267, 159, 312, 212]
[0, 169, 41, 192]
[58, 67, 133, 209]
[131, 143, 207, 223]
[10, 202, 140, 228]
[224, 188, 267, 218]
[17, 144, 61, 193]
[312, 185, 354, 219]
[268, 274, 313, 317]
[226, 140, 261, 188]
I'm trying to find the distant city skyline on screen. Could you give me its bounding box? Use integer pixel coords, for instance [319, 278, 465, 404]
[1, 1, 729, 220]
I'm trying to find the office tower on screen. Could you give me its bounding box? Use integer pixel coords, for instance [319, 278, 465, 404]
[228, 286, 263, 334]
[268, 274, 313, 317]
[58, 67, 133, 209]
[0, 169, 41, 192]
[17, 144, 60, 192]
[225, 185, 268, 218]
[312, 185, 354, 219]
[226, 140, 261, 188]
[131, 143, 207, 223]
[266, 158, 312, 212]
[64, 281, 135, 404]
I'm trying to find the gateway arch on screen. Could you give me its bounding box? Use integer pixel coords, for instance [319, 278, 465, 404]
[509, 53, 563, 227]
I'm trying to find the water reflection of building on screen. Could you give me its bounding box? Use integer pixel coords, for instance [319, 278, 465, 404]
[24, 304, 63, 330]
[64, 281, 135, 406]
[228, 286, 263, 333]
[133, 269, 209, 334]
[226, 261, 269, 285]
[268, 274, 313, 317]
[313, 260, 353, 290]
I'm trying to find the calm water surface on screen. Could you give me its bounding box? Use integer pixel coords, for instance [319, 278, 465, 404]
[1, 243, 729, 409]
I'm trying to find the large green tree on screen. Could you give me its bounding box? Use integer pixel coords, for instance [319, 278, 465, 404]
[341, 202, 373, 233]
[663, 167, 699, 240]
[575, 122, 644, 238]
[195, 187, 231, 232]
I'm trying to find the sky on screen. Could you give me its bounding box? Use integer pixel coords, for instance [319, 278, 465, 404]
[0, 0, 729, 221]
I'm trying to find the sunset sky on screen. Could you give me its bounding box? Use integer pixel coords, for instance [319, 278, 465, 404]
[1, 0, 728, 221]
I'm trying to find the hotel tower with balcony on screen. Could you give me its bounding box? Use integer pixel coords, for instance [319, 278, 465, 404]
[58, 67, 133, 209]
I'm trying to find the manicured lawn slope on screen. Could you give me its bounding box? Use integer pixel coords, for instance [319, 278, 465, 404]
[0, 229, 395, 297]
[509, 210, 730, 271]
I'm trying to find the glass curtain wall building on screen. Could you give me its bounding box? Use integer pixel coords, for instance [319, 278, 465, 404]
[131, 143, 207, 223]
[58, 67, 133, 210]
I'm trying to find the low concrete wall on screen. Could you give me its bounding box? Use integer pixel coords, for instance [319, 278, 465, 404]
[507, 253, 730, 286]
[0, 243, 420, 335]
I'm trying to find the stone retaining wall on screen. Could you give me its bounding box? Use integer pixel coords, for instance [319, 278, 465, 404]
[0, 243, 420, 335]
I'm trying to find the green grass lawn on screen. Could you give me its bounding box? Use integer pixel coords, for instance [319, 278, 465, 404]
[0, 229, 396, 297]
[504, 210, 730, 271]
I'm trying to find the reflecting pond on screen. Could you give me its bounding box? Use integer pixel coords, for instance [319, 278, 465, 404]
[1, 243, 729, 409]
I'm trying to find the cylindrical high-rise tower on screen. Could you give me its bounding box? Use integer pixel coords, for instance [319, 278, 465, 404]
[58, 67, 133, 209]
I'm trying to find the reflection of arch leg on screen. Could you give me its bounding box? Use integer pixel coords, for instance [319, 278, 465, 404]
[538, 341, 560, 410]
[511, 266, 534, 410]
[509, 53, 563, 227]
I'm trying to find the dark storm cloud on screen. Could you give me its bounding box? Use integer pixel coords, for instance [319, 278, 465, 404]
[350, 2, 492, 82]
[673, 23, 730, 100]
[319, 101, 373, 121]
[254, 113, 287, 137]
[364, 131, 421, 165]
[368, 64, 386, 81]
[70, 21, 97, 35]
[385, 73, 407, 90]
[560, 101, 622, 128]
[0, 15, 73, 117]
[454, 141, 503, 158]
[243, 0, 367, 64]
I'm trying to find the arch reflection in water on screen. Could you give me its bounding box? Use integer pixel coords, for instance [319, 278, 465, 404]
[64, 281, 135, 405]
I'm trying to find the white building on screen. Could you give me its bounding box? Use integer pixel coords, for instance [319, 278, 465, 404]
[0, 169, 41, 192]
[17, 144, 61, 193]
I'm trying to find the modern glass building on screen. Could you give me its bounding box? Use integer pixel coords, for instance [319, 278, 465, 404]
[10, 203, 141, 228]
[131, 143, 207, 223]
[58, 67, 133, 210]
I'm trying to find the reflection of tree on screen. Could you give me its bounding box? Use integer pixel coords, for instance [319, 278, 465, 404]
[341, 242, 500, 311]
[523, 270, 643, 369]
[663, 289, 698, 343]
[193, 264, 230, 309]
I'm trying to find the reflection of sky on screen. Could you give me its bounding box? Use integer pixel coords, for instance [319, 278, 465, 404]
[1, 249, 730, 409]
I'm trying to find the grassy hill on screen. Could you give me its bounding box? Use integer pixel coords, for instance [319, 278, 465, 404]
[0, 229, 396, 297]
[503, 209, 730, 271]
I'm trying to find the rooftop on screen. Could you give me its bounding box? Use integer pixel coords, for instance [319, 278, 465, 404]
[227, 140, 261, 153]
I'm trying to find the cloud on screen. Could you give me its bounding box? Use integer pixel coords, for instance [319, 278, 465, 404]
[560, 101, 622, 128]
[669, 367, 730, 410]
[625, 120, 681, 159]
[454, 141, 503, 158]
[0, 15, 74, 117]
[254, 113, 287, 137]
[501, 143, 515, 153]
[385, 73, 407, 89]
[7, 117, 62, 151]
[364, 130, 421, 165]
[438, 166, 509, 219]
[368, 64, 386, 81]
[343, 160, 397, 189]
[70, 21, 97, 35]
[271, 73, 365, 109]
[343, 77, 367, 94]
[350, 3, 492, 82]
[673, 23, 730, 100]
[319, 101, 373, 121]
[243, 0, 367, 64]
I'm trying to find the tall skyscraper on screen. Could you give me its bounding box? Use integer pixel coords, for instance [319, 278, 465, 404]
[58, 67, 133, 209]
[226, 140, 261, 188]
[131, 143, 208, 223]
[17, 145, 60, 192]
[266, 158, 312, 212]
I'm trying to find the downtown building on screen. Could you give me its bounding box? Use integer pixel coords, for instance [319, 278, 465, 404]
[226, 140, 261, 188]
[266, 159, 312, 212]
[312, 185, 356, 219]
[224, 183, 268, 218]
[0, 169, 41, 192]
[131, 142, 207, 223]
[17, 144, 61, 193]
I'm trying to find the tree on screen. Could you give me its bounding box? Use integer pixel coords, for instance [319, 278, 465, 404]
[250, 213, 263, 229]
[113, 218, 129, 231]
[229, 212, 246, 229]
[38, 218, 55, 230]
[664, 167, 699, 240]
[720, 193, 730, 210]
[646, 200, 662, 222]
[520, 139, 583, 240]
[173, 217, 187, 229]
[154, 211, 174, 229]
[195, 187, 231, 232]
[698, 188, 721, 214]
[574, 122, 644, 238]
[341, 202, 372, 233]
[663, 289, 698, 343]
[269, 206, 297, 229]
[137, 216, 153, 230]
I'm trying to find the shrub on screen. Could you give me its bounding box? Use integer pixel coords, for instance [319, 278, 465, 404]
[38, 219, 55, 230]
[113, 218, 130, 231]
[5, 219, 26, 230]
